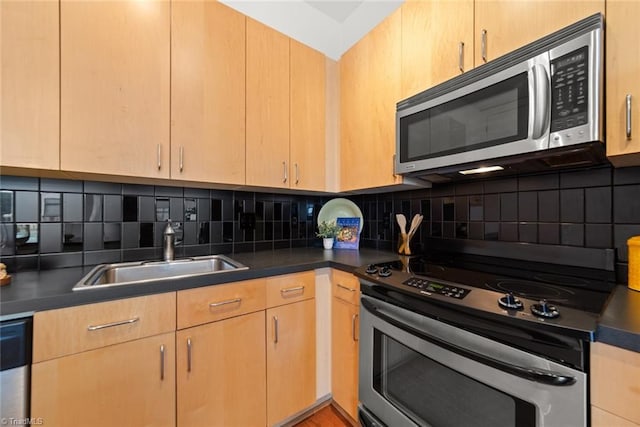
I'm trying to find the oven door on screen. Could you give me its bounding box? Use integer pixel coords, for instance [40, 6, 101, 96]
[359, 295, 587, 427]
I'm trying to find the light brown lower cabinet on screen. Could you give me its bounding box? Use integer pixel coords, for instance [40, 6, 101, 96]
[331, 296, 359, 420]
[591, 342, 640, 426]
[31, 332, 176, 427]
[176, 310, 266, 427]
[266, 298, 316, 426]
[331, 269, 360, 420]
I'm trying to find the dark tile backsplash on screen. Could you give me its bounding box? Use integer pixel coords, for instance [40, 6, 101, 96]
[2, 163, 640, 283]
[0, 176, 326, 271]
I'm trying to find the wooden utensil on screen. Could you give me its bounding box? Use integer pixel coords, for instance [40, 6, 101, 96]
[396, 214, 407, 254]
[404, 214, 424, 255]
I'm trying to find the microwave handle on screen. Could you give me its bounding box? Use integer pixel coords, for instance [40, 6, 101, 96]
[532, 64, 550, 140]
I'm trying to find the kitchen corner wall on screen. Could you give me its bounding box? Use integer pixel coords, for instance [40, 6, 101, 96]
[352, 164, 640, 284]
[2, 163, 640, 283]
[0, 176, 326, 272]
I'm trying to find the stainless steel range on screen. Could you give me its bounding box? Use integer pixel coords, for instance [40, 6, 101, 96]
[354, 241, 615, 427]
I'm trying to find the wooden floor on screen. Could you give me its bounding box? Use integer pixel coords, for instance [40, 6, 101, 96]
[294, 405, 352, 427]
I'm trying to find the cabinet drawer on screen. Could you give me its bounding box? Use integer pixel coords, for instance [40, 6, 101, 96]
[177, 279, 266, 329]
[266, 271, 315, 308]
[332, 269, 360, 305]
[33, 292, 176, 362]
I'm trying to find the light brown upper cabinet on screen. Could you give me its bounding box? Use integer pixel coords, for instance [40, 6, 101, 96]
[605, 1, 640, 167]
[340, 8, 402, 192]
[0, 0, 59, 170]
[60, 0, 170, 179]
[246, 18, 290, 189]
[400, 0, 474, 99]
[171, 0, 246, 184]
[290, 39, 326, 191]
[474, 0, 604, 65]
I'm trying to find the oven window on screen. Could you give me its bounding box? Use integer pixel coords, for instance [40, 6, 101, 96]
[399, 73, 529, 163]
[373, 330, 535, 427]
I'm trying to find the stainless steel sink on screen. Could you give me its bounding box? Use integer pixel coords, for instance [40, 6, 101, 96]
[73, 255, 248, 291]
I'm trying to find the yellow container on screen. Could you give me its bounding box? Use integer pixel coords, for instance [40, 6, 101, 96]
[627, 236, 640, 291]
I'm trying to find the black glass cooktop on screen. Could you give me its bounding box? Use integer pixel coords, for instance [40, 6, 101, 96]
[370, 253, 614, 314]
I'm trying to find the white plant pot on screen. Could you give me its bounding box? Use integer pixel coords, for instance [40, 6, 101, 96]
[323, 238, 334, 250]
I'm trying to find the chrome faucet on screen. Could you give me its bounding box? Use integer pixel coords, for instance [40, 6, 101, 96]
[163, 219, 175, 261]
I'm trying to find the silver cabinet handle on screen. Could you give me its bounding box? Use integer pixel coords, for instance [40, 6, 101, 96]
[280, 286, 304, 295]
[481, 29, 487, 63]
[157, 144, 162, 170]
[352, 314, 359, 342]
[295, 163, 299, 184]
[160, 344, 165, 381]
[337, 283, 356, 293]
[187, 338, 192, 373]
[627, 94, 632, 139]
[209, 298, 242, 309]
[179, 146, 184, 172]
[87, 316, 139, 331]
[273, 316, 279, 344]
[283, 161, 288, 183]
[458, 41, 464, 73]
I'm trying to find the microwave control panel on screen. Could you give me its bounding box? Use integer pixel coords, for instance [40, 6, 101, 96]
[550, 46, 589, 132]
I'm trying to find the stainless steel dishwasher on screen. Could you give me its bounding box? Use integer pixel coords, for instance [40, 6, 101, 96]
[0, 317, 32, 421]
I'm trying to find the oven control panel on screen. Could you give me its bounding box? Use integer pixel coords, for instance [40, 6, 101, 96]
[403, 278, 470, 299]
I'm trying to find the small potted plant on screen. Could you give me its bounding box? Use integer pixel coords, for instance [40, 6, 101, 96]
[316, 220, 341, 249]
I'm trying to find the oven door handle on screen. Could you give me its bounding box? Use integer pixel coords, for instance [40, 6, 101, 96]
[362, 298, 576, 387]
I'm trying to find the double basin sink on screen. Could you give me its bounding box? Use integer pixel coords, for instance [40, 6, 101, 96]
[73, 255, 248, 291]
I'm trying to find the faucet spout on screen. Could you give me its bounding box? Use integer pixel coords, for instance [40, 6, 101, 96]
[163, 219, 175, 261]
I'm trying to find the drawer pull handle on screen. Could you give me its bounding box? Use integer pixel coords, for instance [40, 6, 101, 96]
[280, 286, 304, 295]
[187, 338, 192, 372]
[352, 314, 359, 342]
[337, 283, 356, 292]
[627, 94, 632, 139]
[209, 298, 242, 309]
[160, 344, 165, 381]
[274, 316, 279, 344]
[87, 317, 140, 331]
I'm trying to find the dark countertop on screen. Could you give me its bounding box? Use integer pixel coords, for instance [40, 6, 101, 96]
[2, 248, 639, 353]
[0, 248, 396, 317]
[595, 285, 640, 353]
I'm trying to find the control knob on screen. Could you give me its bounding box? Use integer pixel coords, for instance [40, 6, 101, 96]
[531, 299, 560, 319]
[365, 264, 378, 274]
[498, 292, 523, 310]
[378, 266, 392, 278]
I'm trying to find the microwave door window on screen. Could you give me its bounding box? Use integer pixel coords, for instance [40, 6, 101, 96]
[401, 73, 529, 163]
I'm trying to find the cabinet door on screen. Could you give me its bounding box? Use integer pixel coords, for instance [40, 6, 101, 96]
[331, 297, 359, 420]
[171, 0, 246, 184]
[400, 0, 474, 99]
[177, 311, 266, 427]
[266, 299, 316, 425]
[290, 39, 326, 191]
[0, 0, 59, 170]
[591, 342, 640, 425]
[246, 18, 290, 188]
[60, 0, 170, 178]
[340, 9, 402, 192]
[32, 332, 175, 427]
[474, 0, 603, 65]
[606, 1, 640, 166]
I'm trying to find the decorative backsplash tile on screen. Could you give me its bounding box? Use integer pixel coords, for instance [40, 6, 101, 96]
[0, 176, 325, 271]
[2, 163, 640, 282]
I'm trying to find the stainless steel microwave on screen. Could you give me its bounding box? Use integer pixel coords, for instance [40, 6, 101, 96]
[396, 14, 604, 182]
